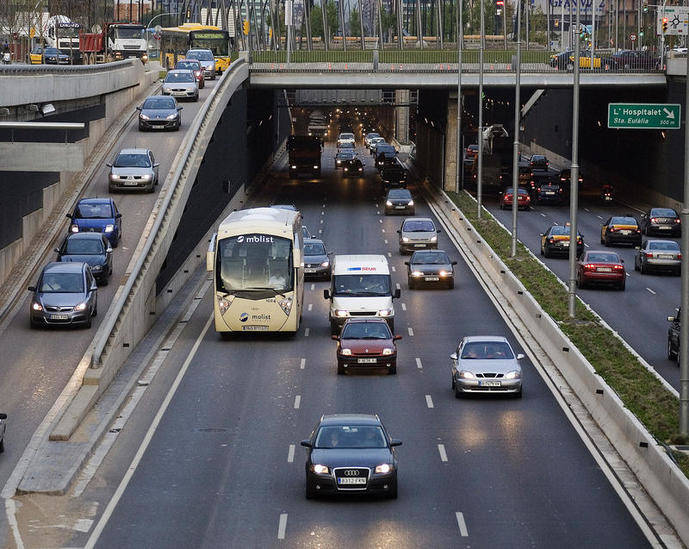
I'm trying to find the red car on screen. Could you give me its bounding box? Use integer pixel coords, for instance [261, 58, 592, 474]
[576, 250, 626, 290]
[174, 59, 205, 89]
[333, 318, 402, 375]
[465, 144, 479, 159]
[499, 187, 531, 210]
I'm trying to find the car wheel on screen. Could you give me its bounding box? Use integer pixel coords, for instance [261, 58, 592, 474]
[619, 280, 626, 291]
[543, 246, 550, 258]
[305, 479, 316, 499]
[668, 339, 677, 360]
[600, 235, 605, 245]
[634, 259, 639, 271]
[454, 386, 463, 399]
[84, 316, 92, 329]
[604, 236, 610, 247]
[514, 387, 523, 399]
[387, 478, 398, 499]
[640, 261, 647, 275]
[29, 318, 39, 330]
[389, 363, 397, 375]
[540, 245, 544, 256]
[388, 320, 394, 334]
[337, 363, 345, 375]
[676, 268, 681, 277]
[448, 279, 455, 290]
[0, 439, 4, 453]
[330, 320, 338, 335]
[451, 374, 456, 390]
[408, 278, 414, 290]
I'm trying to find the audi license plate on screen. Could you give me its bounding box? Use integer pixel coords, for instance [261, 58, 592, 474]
[304, 268, 316, 273]
[358, 358, 377, 364]
[480, 380, 501, 387]
[50, 314, 69, 320]
[597, 267, 612, 272]
[425, 276, 439, 281]
[545, 191, 555, 195]
[124, 181, 138, 186]
[659, 225, 672, 230]
[338, 477, 367, 485]
[620, 230, 631, 235]
[660, 254, 675, 259]
[414, 243, 425, 247]
[242, 325, 269, 331]
[395, 205, 406, 209]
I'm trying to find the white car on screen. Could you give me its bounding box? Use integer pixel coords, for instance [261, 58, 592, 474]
[365, 132, 381, 148]
[337, 132, 355, 147]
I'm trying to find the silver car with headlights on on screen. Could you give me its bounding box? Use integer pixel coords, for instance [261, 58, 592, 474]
[397, 217, 440, 254]
[450, 336, 523, 398]
[162, 69, 199, 101]
[107, 148, 159, 193]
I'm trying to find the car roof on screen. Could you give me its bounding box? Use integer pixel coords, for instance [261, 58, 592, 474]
[304, 238, 325, 245]
[403, 217, 434, 223]
[144, 94, 174, 101]
[320, 414, 381, 426]
[167, 69, 194, 75]
[117, 148, 150, 155]
[77, 197, 113, 205]
[187, 48, 212, 53]
[333, 254, 390, 275]
[43, 261, 85, 274]
[343, 317, 390, 325]
[66, 232, 105, 241]
[462, 335, 510, 343]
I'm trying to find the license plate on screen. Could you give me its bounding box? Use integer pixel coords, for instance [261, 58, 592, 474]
[620, 230, 631, 235]
[479, 380, 501, 387]
[659, 225, 672, 230]
[357, 358, 377, 364]
[50, 314, 69, 320]
[152, 125, 167, 130]
[305, 268, 316, 273]
[123, 181, 138, 186]
[597, 267, 612, 272]
[425, 276, 439, 281]
[659, 254, 675, 259]
[338, 477, 367, 485]
[395, 205, 406, 209]
[545, 191, 555, 195]
[414, 243, 425, 247]
[242, 325, 269, 331]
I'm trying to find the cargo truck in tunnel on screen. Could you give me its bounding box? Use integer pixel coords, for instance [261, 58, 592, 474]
[288, 135, 322, 179]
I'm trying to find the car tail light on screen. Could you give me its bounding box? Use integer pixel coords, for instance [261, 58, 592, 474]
[585, 263, 596, 271]
[645, 252, 653, 258]
[559, 188, 563, 193]
[549, 238, 555, 243]
[635, 229, 641, 233]
[613, 264, 624, 270]
[679, 253, 683, 259]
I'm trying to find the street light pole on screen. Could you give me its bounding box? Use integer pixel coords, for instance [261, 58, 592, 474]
[679, 0, 689, 436]
[511, 0, 521, 257]
[455, 0, 463, 193]
[567, 0, 581, 318]
[477, 0, 485, 219]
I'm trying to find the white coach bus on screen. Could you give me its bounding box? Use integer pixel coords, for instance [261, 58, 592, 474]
[207, 207, 304, 333]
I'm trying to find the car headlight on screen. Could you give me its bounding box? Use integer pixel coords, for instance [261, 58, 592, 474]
[386, 200, 393, 206]
[402, 237, 410, 243]
[109, 174, 120, 181]
[340, 348, 352, 356]
[382, 348, 394, 356]
[411, 270, 423, 277]
[312, 464, 330, 474]
[313, 165, 319, 169]
[430, 235, 437, 242]
[408, 200, 414, 206]
[166, 113, 178, 120]
[278, 296, 293, 316]
[504, 370, 521, 379]
[32, 302, 43, 311]
[141, 174, 152, 181]
[70, 224, 79, 233]
[439, 270, 451, 277]
[359, 168, 363, 172]
[320, 261, 329, 267]
[291, 165, 297, 169]
[75, 302, 88, 312]
[104, 224, 114, 232]
[344, 168, 348, 172]
[337, 160, 342, 165]
[162, 87, 170, 93]
[459, 370, 475, 379]
[378, 308, 392, 317]
[335, 309, 349, 317]
[140, 113, 150, 120]
[375, 463, 392, 474]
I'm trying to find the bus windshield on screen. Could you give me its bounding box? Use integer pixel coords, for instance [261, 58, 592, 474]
[216, 235, 293, 296]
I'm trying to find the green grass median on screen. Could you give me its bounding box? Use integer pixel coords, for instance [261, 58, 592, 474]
[447, 190, 689, 477]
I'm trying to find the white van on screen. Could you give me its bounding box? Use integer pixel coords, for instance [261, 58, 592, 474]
[323, 254, 401, 334]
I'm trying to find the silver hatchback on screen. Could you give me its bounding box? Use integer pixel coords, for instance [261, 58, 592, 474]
[398, 217, 440, 254]
[107, 148, 159, 193]
[450, 336, 524, 397]
[185, 49, 216, 79]
[162, 69, 199, 101]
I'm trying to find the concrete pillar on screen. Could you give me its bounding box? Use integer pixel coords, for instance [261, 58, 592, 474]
[444, 93, 458, 192]
[395, 89, 410, 144]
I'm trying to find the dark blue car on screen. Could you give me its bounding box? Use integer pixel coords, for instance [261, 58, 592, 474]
[67, 198, 122, 247]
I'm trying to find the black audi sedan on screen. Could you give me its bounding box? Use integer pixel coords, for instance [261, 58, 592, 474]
[301, 414, 401, 499]
[640, 207, 681, 237]
[137, 95, 183, 131]
[56, 233, 113, 285]
[405, 249, 457, 289]
[384, 188, 414, 215]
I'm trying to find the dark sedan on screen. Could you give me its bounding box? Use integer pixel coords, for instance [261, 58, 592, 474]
[335, 150, 355, 168]
[301, 414, 401, 499]
[342, 156, 364, 177]
[384, 188, 414, 215]
[640, 207, 681, 237]
[56, 233, 113, 284]
[380, 162, 408, 189]
[601, 216, 642, 247]
[67, 198, 122, 247]
[28, 262, 98, 328]
[536, 179, 565, 205]
[540, 224, 584, 258]
[304, 238, 331, 280]
[635, 239, 681, 275]
[137, 95, 183, 131]
[43, 47, 69, 64]
[333, 318, 401, 375]
[376, 146, 398, 170]
[406, 249, 456, 289]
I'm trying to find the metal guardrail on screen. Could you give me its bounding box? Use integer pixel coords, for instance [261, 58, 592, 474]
[90, 57, 247, 368]
[0, 58, 136, 75]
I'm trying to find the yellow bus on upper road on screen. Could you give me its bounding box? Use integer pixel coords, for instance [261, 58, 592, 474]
[160, 24, 232, 74]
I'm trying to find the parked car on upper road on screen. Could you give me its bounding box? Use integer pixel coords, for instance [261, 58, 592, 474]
[42, 47, 69, 64]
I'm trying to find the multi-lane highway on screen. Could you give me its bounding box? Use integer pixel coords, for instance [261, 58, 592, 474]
[484, 195, 681, 390]
[30, 143, 653, 548]
[0, 80, 219, 504]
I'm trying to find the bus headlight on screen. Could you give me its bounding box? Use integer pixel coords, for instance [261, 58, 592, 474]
[217, 293, 234, 315]
[278, 296, 293, 316]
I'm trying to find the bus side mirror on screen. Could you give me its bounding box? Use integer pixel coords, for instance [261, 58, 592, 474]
[323, 289, 331, 299]
[393, 289, 401, 299]
[206, 233, 217, 272]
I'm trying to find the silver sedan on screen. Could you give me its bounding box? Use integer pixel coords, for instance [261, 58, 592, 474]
[162, 69, 199, 101]
[450, 336, 524, 398]
[634, 239, 681, 275]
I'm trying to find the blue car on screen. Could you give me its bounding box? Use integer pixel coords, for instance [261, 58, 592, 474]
[66, 198, 122, 247]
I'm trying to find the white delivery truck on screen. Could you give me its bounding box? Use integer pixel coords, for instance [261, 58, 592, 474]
[324, 254, 400, 334]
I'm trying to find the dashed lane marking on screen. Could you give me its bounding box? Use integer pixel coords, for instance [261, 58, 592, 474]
[425, 395, 434, 408]
[540, 213, 546, 217]
[408, 327, 414, 336]
[387, 252, 392, 257]
[278, 513, 288, 540]
[438, 444, 448, 462]
[646, 288, 656, 295]
[416, 357, 423, 369]
[396, 283, 401, 290]
[300, 358, 306, 369]
[294, 395, 301, 409]
[305, 328, 310, 337]
[308, 304, 313, 311]
[401, 303, 407, 311]
[455, 512, 468, 537]
[384, 239, 388, 244]
[391, 266, 396, 272]
[311, 284, 315, 290]
[287, 444, 295, 463]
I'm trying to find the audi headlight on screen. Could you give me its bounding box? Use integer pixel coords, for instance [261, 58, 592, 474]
[312, 464, 330, 474]
[344, 168, 348, 172]
[70, 224, 79, 233]
[341, 348, 352, 356]
[291, 165, 297, 169]
[75, 302, 88, 312]
[109, 174, 120, 181]
[386, 200, 393, 206]
[162, 87, 171, 94]
[378, 308, 392, 317]
[320, 261, 329, 267]
[278, 296, 293, 316]
[140, 113, 150, 120]
[439, 270, 450, 277]
[504, 370, 521, 380]
[411, 271, 423, 277]
[430, 235, 438, 242]
[335, 309, 349, 317]
[375, 463, 392, 474]
[408, 200, 414, 206]
[32, 302, 43, 311]
[104, 224, 114, 232]
[459, 370, 475, 379]
[382, 348, 393, 356]
[402, 237, 410, 242]
[313, 165, 319, 169]
[217, 293, 234, 315]
[166, 113, 178, 120]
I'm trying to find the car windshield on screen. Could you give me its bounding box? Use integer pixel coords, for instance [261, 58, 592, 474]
[114, 153, 151, 168]
[341, 321, 391, 339]
[339, 133, 354, 139]
[550, 226, 573, 235]
[315, 425, 387, 449]
[332, 274, 391, 297]
[586, 252, 620, 263]
[176, 61, 199, 71]
[337, 152, 355, 159]
[166, 72, 195, 83]
[388, 189, 411, 199]
[372, 138, 385, 144]
[338, 143, 354, 149]
[216, 234, 294, 295]
[65, 238, 104, 255]
[650, 208, 677, 217]
[461, 341, 514, 359]
[143, 97, 176, 109]
[187, 50, 214, 61]
[114, 27, 143, 39]
[611, 217, 637, 226]
[44, 48, 61, 55]
[367, 133, 380, 139]
[304, 242, 325, 255]
[648, 241, 680, 251]
[412, 251, 449, 265]
[403, 220, 435, 232]
[39, 272, 84, 293]
[74, 203, 112, 219]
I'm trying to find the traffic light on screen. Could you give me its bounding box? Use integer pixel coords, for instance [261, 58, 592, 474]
[662, 17, 668, 33]
[642, 2, 648, 13]
[243, 20, 250, 35]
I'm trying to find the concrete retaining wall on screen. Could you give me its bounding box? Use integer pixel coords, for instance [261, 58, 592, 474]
[428, 185, 689, 543]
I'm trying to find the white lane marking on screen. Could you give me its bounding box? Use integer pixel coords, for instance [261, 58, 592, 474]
[626, 272, 631, 278]
[387, 252, 392, 257]
[455, 512, 469, 537]
[391, 266, 396, 272]
[396, 283, 401, 290]
[382, 229, 386, 233]
[300, 358, 306, 369]
[416, 357, 423, 369]
[425, 395, 434, 408]
[318, 229, 323, 234]
[287, 444, 295, 463]
[73, 518, 94, 533]
[322, 203, 326, 208]
[384, 239, 388, 244]
[308, 304, 313, 311]
[310, 283, 315, 290]
[305, 327, 310, 337]
[646, 287, 656, 295]
[379, 219, 383, 224]
[278, 513, 288, 540]
[540, 213, 547, 217]
[438, 444, 448, 462]
[597, 215, 604, 220]
[377, 211, 380, 215]
[401, 303, 407, 311]
[85, 315, 214, 549]
[584, 208, 591, 212]
[584, 243, 590, 248]
[375, 203, 379, 208]
[321, 211, 325, 215]
[320, 219, 324, 224]
[294, 395, 301, 409]
[408, 327, 414, 336]
[5, 499, 23, 549]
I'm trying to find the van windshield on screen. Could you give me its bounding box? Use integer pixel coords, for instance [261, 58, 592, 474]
[332, 274, 391, 297]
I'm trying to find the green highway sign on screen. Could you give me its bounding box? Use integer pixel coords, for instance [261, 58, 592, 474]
[608, 103, 681, 129]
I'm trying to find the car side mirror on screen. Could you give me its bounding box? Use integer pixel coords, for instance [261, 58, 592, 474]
[323, 289, 331, 299]
[404, 261, 409, 266]
[300, 440, 312, 448]
[668, 316, 676, 322]
[106, 163, 112, 167]
[451, 261, 458, 265]
[393, 335, 402, 341]
[539, 233, 544, 237]
[65, 213, 72, 219]
[450, 352, 458, 360]
[178, 106, 183, 111]
[393, 288, 401, 299]
[390, 439, 402, 447]
[437, 229, 441, 233]
[154, 163, 160, 168]
[396, 230, 401, 234]
[620, 259, 624, 263]
[106, 247, 113, 253]
[0, 413, 6, 420]
[331, 335, 339, 341]
[635, 246, 640, 250]
[116, 213, 122, 218]
[90, 283, 98, 291]
[136, 106, 141, 111]
[517, 353, 525, 360]
[27, 286, 36, 292]
[54, 247, 60, 253]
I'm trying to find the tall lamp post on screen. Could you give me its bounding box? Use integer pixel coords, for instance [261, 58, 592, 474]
[477, 0, 485, 218]
[679, 0, 689, 437]
[511, 0, 521, 257]
[455, 0, 464, 193]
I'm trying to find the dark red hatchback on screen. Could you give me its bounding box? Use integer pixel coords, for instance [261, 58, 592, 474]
[333, 318, 402, 375]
